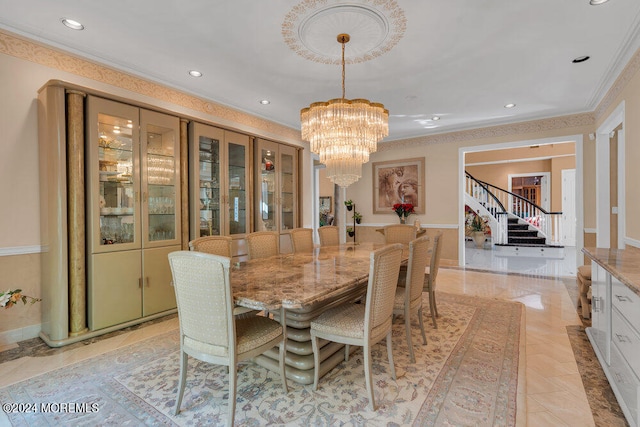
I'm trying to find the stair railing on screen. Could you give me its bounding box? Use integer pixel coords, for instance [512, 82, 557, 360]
[465, 172, 508, 244]
[465, 172, 563, 245]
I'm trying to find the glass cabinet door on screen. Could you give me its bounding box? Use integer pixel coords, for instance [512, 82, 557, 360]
[226, 131, 250, 236]
[254, 138, 298, 235]
[189, 122, 224, 237]
[141, 110, 181, 248]
[280, 145, 297, 231]
[258, 141, 278, 232]
[87, 97, 140, 254]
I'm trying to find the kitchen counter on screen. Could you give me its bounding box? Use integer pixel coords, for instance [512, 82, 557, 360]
[582, 246, 640, 296]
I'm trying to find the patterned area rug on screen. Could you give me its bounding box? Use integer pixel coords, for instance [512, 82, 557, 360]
[1, 293, 523, 426]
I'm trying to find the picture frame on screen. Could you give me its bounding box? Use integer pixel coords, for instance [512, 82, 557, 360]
[372, 157, 425, 214]
[319, 196, 332, 213]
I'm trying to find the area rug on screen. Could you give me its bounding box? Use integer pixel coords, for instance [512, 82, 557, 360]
[0, 293, 523, 426]
[566, 325, 627, 427]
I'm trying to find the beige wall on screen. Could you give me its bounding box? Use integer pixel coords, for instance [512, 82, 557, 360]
[0, 31, 311, 341]
[595, 50, 640, 242]
[4, 27, 640, 339]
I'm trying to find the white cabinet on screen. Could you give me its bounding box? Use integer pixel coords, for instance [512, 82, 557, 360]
[587, 260, 640, 427]
[590, 261, 610, 363]
[189, 122, 251, 257]
[86, 96, 180, 330]
[254, 138, 299, 253]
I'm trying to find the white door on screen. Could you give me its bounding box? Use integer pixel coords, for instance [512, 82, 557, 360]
[562, 169, 576, 246]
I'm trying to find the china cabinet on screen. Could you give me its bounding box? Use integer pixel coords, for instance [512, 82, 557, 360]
[189, 122, 251, 257]
[254, 138, 299, 252]
[37, 81, 300, 347]
[86, 96, 181, 330]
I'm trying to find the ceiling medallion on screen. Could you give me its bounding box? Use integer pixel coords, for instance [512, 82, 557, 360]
[282, 0, 406, 64]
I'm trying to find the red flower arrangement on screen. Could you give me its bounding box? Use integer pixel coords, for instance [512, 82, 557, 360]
[392, 203, 415, 219]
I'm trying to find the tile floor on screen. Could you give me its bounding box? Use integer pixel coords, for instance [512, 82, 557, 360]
[0, 246, 615, 426]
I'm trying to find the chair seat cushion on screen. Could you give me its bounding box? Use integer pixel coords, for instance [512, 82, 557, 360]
[236, 315, 283, 355]
[311, 304, 365, 339]
[184, 315, 282, 357]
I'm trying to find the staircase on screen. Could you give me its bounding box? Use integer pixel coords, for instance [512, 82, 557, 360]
[506, 217, 546, 245]
[465, 172, 564, 257]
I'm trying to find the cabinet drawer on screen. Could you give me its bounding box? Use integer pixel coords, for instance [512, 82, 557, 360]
[609, 343, 640, 426]
[612, 307, 640, 381]
[612, 278, 640, 328]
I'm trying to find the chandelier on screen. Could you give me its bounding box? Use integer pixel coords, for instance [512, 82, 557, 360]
[300, 34, 388, 188]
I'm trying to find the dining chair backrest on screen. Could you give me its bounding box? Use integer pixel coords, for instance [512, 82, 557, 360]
[188, 235, 233, 257]
[168, 250, 288, 426]
[383, 224, 417, 245]
[290, 228, 314, 253]
[430, 232, 444, 283]
[169, 251, 234, 356]
[246, 231, 279, 260]
[406, 235, 430, 305]
[365, 243, 404, 342]
[318, 225, 339, 246]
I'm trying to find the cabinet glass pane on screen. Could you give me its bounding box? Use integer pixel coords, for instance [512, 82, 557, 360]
[281, 151, 294, 231]
[260, 148, 277, 231]
[97, 113, 135, 246]
[146, 124, 177, 242]
[228, 142, 247, 235]
[198, 136, 221, 236]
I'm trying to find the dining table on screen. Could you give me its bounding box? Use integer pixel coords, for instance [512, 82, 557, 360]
[230, 242, 407, 385]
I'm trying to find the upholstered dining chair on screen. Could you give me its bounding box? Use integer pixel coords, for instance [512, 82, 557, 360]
[393, 235, 430, 363]
[383, 224, 417, 245]
[246, 231, 279, 260]
[424, 232, 444, 328]
[168, 251, 288, 427]
[290, 228, 314, 253]
[310, 243, 404, 411]
[188, 235, 232, 257]
[189, 235, 257, 318]
[317, 225, 339, 246]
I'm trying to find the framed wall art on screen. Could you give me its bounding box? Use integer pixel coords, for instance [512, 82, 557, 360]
[372, 157, 425, 214]
[319, 196, 332, 213]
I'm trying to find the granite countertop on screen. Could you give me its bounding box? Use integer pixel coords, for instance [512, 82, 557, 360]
[231, 242, 406, 311]
[582, 246, 640, 296]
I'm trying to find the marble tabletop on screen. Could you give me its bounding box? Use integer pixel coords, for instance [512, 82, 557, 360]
[582, 246, 640, 296]
[231, 242, 405, 311]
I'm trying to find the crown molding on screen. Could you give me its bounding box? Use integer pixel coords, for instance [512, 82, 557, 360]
[0, 29, 301, 142]
[594, 45, 640, 121]
[378, 113, 595, 151]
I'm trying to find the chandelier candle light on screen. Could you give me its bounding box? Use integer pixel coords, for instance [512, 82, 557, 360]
[300, 34, 389, 188]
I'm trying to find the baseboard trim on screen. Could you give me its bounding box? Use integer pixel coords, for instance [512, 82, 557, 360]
[0, 245, 43, 257]
[625, 237, 640, 248]
[0, 323, 41, 346]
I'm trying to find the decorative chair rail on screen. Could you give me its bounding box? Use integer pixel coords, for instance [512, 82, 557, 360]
[465, 172, 562, 245]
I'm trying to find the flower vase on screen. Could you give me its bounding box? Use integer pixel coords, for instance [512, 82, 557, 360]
[472, 231, 486, 248]
[399, 216, 406, 224]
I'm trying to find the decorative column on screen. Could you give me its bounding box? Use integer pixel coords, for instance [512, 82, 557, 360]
[180, 118, 189, 249]
[66, 89, 88, 337]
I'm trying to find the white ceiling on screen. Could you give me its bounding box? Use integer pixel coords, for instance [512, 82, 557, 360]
[2, 0, 640, 141]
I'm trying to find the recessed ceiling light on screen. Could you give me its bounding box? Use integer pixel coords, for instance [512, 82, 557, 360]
[572, 56, 590, 63]
[431, 116, 440, 121]
[188, 70, 202, 77]
[259, 99, 270, 105]
[61, 18, 84, 30]
[590, 0, 609, 5]
[504, 103, 516, 109]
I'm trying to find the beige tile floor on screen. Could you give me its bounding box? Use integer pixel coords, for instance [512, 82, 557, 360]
[0, 268, 595, 426]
